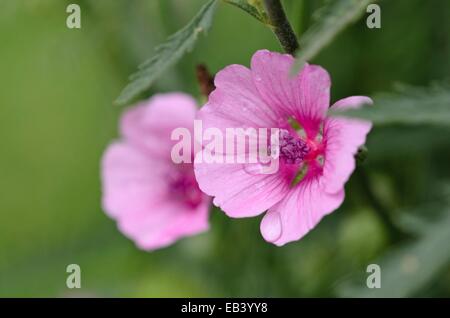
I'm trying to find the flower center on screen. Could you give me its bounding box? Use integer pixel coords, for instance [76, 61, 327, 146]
[170, 171, 203, 209]
[278, 129, 310, 164]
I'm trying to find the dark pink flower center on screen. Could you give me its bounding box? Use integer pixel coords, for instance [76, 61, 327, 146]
[170, 171, 203, 209]
[279, 129, 310, 164]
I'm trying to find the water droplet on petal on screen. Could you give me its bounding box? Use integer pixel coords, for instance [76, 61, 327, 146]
[260, 211, 282, 243]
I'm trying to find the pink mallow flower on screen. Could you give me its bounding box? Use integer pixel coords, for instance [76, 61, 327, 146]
[194, 50, 372, 246]
[101, 93, 210, 250]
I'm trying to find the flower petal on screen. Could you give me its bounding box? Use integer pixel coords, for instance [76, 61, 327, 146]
[101, 142, 170, 219]
[120, 93, 198, 159]
[194, 158, 290, 218]
[321, 96, 373, 194]
[261, 174, 345, 246]
[117, 197, 209, 251]
[195, 62, 293, 217]
[331, 96, 372, 110]
[199, 64, 279, 130]
[250, 50, 331, 137]
[101, 142, 209, 250]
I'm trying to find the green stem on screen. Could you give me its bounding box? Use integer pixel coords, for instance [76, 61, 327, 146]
[263, 0, 299, 55]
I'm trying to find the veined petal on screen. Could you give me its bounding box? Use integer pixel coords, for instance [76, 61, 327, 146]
[261, 173, 345, 246]
[194, 157, 290, 218]
[250, 50, 331, 137]
[321, 96, 373, 194]
[199, 64, 279, 130]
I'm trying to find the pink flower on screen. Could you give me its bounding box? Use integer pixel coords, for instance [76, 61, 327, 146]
[194, 50, 372, 246]
[101, 93, 210, 250]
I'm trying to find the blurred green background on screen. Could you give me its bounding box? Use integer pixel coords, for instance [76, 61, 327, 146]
[0, 0, 449, 297]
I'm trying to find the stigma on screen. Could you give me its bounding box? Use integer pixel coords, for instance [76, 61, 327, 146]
[279, 129, 310, 164]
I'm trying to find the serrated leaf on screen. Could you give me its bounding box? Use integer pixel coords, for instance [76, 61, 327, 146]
[115, 0, 218, 105]
[330, 84, 450, 126]
[223, 0, 269, 24]
[292, 0, 374, 74]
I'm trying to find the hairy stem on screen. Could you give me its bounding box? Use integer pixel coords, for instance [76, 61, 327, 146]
[264, 0, 299, 55]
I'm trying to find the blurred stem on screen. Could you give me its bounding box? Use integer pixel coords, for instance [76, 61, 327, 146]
[284, 0, 304, 36]
[264, 0, 299, 55]
[294, 0, 304, 36]
[358, 168, 409, 242]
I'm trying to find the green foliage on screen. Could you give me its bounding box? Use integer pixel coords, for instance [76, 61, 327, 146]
[292, 0, 374, 73]
[223, 0, 269, 23]
[330, 84, 450, 126]
[338, 191, 450, 297]
[115, 0, 218, 105]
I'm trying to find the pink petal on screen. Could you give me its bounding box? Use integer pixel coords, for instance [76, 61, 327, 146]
[194, 158, 291, 218]
[117, 197, 209, 251]
[331, 96, 372, 110]
[101, 123, 210, 251]
[101, 142, 170, 219]
[195, 63, 294, 217]
[199, 64, 279, 131]
[120, 93, 198, 159]
[261, 173, 345, 246]
[321, 96, 373, 194]
[250, 50, 331, 137]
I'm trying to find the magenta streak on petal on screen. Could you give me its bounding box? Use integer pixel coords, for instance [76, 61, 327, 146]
[169, 170, 203, 209]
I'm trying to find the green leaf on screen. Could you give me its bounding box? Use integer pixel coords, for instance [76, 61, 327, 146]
[330, 84, 450, 126]
[115, 0, 218, 105]
[223, 0, 269, 24]
[337, 192, 450, 297]
[292, 0, 374, 74]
